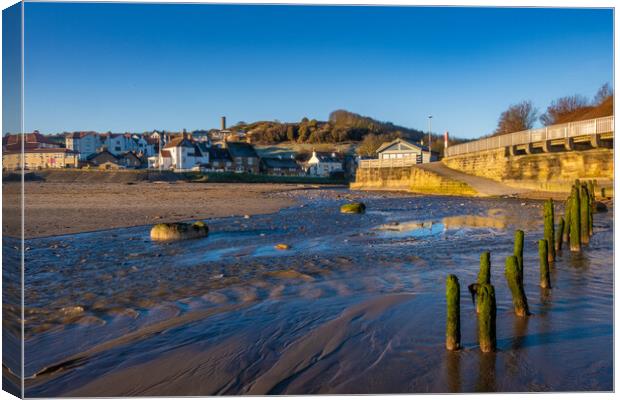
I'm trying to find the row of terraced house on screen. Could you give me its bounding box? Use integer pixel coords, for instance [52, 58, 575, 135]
[2, 130, 352, 177]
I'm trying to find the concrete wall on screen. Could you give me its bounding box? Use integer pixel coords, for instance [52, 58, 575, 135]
[442, 148, 613, 193]
[351, 165, 478, 196]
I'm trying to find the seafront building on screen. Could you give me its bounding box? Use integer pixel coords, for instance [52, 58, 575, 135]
[375, 138, 439, 163]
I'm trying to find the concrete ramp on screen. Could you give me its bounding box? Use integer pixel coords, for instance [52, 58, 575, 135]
[416, 162, 528, 196]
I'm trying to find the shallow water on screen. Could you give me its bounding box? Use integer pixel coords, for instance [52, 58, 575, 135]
[8, 190, 613, 395]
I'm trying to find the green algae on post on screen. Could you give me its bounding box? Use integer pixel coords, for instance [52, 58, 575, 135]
[513, 230, 524, 274]
[555, 217, 565, 252]
[543, 199, 555, 262]
[505, 255, 530, 317]
[563, 196, 571, 243]
[570, 185, 581, 252]
[476, 251, 491, 314]
[538, 239, 551, 289]
[477, 283, 496, 353]
[446, 274, 461, 351]
[580, 184, 590, 245]
[340, 202, 366, 214]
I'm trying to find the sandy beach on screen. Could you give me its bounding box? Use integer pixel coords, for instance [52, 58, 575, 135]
[2, 181, 319, 238]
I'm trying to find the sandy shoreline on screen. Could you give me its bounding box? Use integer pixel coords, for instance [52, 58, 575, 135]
[2, 182, 330, 239]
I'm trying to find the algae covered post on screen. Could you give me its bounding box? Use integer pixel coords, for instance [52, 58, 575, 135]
[543, 199, 555, 262]
[570, 185, 582, 252]
[477, 283, 496, 353]
[505, 255, 530, 317]
[446, 274, 461, 351]
[538, 239, 551, 289]
[555, 217, 565, 252]
[476, 251, 491, 313]
[580, 184, 590, 245]
[513, 230, 524, 273]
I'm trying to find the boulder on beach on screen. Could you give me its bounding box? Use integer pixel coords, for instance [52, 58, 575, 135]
[150, 221, 209, 241]
[340, 202, 366, 214]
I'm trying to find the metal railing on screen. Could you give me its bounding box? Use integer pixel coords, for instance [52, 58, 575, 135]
[444, 115, 614, 157]
[359, 157, 422, 169]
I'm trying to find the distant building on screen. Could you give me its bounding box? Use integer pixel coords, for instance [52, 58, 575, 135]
[206, 146, 233, 171]
[225, 141, 259, 173]
[85, 150, 118, 167]
[3, 131, 61, 152]
[260, 156, 302, 176]
[304, 151, 344, 177]
[66, 131, 100, 160]
[148, 134, 209, 170]
[375, 138, 438, 163]
[3, 148, 79, 170]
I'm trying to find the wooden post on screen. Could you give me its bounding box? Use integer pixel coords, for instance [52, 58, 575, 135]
[543, 199, 555, 262]
[555, 217, 564, 252]
[446, 274, 461, 351]
[580, 184, 590, 245]
[477, 283, 497, 353]
[476, 251, 491, 314]
[570, 185, 581, 252]
[505, 255, 530, 317]
[563, 196, 571, 243]
[513, 230, 524, 274]
[538, 239, 551, 289]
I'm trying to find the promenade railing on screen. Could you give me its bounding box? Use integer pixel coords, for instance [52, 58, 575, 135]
[444, 115, 614, 157]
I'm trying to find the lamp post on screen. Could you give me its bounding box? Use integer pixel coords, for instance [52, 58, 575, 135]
[427, 115, 433, 163]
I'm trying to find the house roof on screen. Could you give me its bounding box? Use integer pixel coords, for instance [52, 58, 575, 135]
[4, 148, 78, 155]
[261, 157, 300, 169]
[161, 150, 172, 158]
[375, 138, 429, 154]
[227, 141, 258, 158]
[86, 150, 118, 161]
[207, 147, 232, 161]
[163, 136, 194, 149]
[4, 132, 61, 150]
[312, 151, 344, 163]
[66, 131, 98, 139]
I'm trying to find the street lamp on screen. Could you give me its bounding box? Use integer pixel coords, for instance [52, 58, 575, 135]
[427, 115, 433, 163]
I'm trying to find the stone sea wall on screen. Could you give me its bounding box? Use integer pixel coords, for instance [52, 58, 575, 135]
[351, 165, 478, 196]
[442, 148, 614, 193]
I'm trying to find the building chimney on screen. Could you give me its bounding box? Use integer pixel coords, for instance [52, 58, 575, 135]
[221, 116, 226, 131]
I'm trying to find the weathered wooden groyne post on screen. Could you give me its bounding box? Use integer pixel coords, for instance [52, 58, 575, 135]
[477, 283, 496, 353]
[538, 239, 551, 289]
[563, 196, 571, 243]
[476, 251, 491, 313]
[513, 230, 524, 273]
[555, 217, 564, 252]
[580, 184, 590, 245]
[569, 184, 582, 252]
[505, 255, 530, 317]
[543, 199, 555, 262]
[446, 274, 461, 351]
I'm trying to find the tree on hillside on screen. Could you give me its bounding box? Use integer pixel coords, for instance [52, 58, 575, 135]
[540, 95, 589, 126]
[356, 133, 400, 157]
[493, 100, 538, 135]
[594, 82, 613, 105]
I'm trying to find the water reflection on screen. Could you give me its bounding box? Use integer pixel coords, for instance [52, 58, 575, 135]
[444, 351, 462, 393]
[475, 352, 497, 392]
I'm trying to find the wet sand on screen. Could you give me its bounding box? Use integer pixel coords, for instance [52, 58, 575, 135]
[8, 190, 613, 395]
[2, 182, 321, 238]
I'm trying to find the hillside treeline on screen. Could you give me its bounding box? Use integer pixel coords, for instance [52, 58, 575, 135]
[229, 110, 426, 145]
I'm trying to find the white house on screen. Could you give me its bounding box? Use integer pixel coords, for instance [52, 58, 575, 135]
[375, 138, 438, 163]
[65, 132, 100, 160]
[304, 151, 344, 177]
[148, 135, 209, 170]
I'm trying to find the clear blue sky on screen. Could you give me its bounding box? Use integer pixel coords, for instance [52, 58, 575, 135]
[20, 3, 613, 138]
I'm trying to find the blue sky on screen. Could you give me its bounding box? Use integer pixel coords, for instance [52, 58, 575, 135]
[19, 3, 613, 138]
